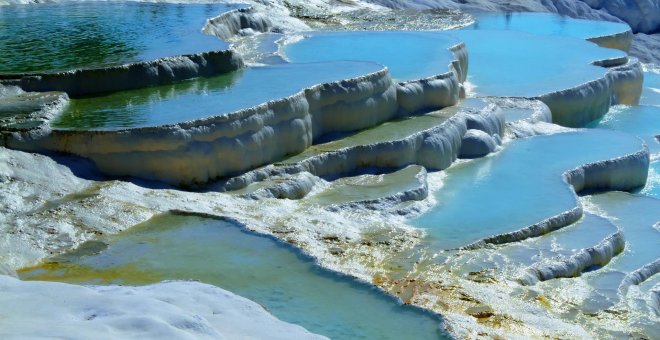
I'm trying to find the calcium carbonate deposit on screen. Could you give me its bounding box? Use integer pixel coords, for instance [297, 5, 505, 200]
[1, 0, 658, 339]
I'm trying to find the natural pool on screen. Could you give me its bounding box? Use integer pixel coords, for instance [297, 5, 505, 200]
[449, 213, 618, 277]
[641, 71, 660, 107]
[585, 193, 660, 282]
[590, 104, 660, 153]
[449, 29, 624, 97]
[589, 70, 660, 197]
[468, 12, 630, 40]
[0, 2, 238, 74]
[412, 130, 645, 250]
[556, 192, 660, 337]
[19, 213, 448, 340]
[281, 31, 459, 81]
[51, 61, 383, 130]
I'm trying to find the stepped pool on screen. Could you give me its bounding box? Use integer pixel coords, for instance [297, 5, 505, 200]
[641, 71, 660, 106]
[18, 213, 448, 340]
[467, 12, 630, 40]
[0, 2, 239, 74]
[280, 28, 623, 98]
[562, 192, 659, 337]
[448, 30, 624, 97]
[280, 31, 460, 81]
[448, 213, 619, 278]
[583, 193, 660, 290]
[412, 130, 645, 250]
[51, 61, 383, 130]
[589, 70, 660, 198]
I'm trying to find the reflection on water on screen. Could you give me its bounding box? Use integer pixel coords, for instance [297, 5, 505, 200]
[0, 2, 236, 74]
[468, 12, 630, 40]
[450, 29, 624, 97]
[282, 31, 458, 81]
[413, 130, 644, 249]
[51, 61, 383, 130]
[53, 70, 243, 129]
[19, 213, 448, 340]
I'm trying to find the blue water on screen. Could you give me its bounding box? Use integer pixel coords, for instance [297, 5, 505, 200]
[642, 160, 660, 198]
[589, 70, 660, 197]
[52, 61, 384, 130]
[450, 213, 617, 275]
[590, 104, 660, 153]
[282, 31, 459, 81]
[281, 27, 622, 97]
[589, 193, 660, 274]
[469, 12, 630, 40]
[19, 214, 448, 340]
[641, 71, 660, 107]
[449, 30, 624, 97]
[0, 2, 238, 74]
[413, 130, 644, 250]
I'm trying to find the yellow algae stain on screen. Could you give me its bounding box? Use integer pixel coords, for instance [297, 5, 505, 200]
[17, 262, 163, 286]
[537, 294, 552, 309]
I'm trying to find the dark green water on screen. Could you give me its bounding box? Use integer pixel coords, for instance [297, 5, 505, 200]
[0, 2, 238, 74]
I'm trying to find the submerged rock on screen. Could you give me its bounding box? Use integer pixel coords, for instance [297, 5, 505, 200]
[459, 129, 497, 158]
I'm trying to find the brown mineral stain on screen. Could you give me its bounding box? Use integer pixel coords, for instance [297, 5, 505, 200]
[17, 262, 162, 285]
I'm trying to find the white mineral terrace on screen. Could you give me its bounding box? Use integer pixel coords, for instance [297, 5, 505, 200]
[0, 1, 658, 339]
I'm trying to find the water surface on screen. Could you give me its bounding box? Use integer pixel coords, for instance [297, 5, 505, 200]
[469, 12, 630, 40]
[449, 30, 624, 97]
[413, 130, 644, 249]
[282, 31, 459, 81]
[19, 213, 447, 340]
[0, 2, 237, 74]
[52, 61, 383, 130]
[589, 71, 660, 197]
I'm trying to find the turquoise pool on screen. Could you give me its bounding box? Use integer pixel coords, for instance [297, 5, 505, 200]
[412, 130, 644, 250]
[281, 31, 459, 81]
[468, 12, 630, 40]
[0, 2, 238, 74]
[449, 213, 618, 277]
[51, 61, 384, 130]
[19, 214, 448, 340]
[589, 70, 660, 197]
[641, 71, 660, 107]
[449, 30, 624, 97]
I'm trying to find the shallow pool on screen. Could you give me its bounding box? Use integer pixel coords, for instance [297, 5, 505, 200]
[0, 2, 237, 74]
[641, 71, 660, 107]
[281, 31, 459, 81]
[468, 12, 630, 40]
[589, 71, 660, 197]
[587, 193, 660, 277]
[642, 160, 660, 198]
[449, 30, 624, 97]
[19, 213, 448, 340]
[412, 130, 644, 250]
[590, 104, 660, 153]
[51, 61, 384, 130]
[448, 213, 618, 277]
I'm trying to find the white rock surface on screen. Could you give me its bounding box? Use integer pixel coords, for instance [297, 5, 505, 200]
[0, 275, 324, 340]
[458, 129, 497, 158]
